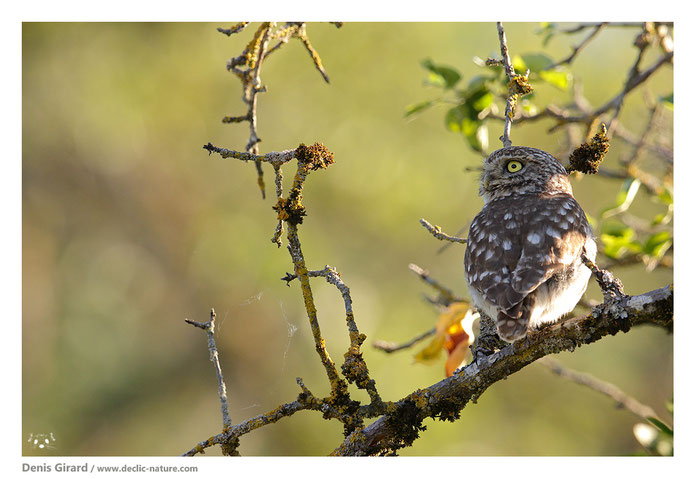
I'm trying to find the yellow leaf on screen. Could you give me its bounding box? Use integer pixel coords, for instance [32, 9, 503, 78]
[413, 335, 444, 364]
[413, 301, 479, 373]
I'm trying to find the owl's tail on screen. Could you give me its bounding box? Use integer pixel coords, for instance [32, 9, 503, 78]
[496, 310, 529, 342]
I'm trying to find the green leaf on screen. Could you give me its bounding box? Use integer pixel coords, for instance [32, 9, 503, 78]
[601, 237, 641, 259]
[462, 119, 487, 152]
[643, 231, 672, 258]
[600, 224, 640, 259]
[520, 99, 538, 115]
[657, 188, 673, 206]
[404, 100, 435, 117]
[467, 75, 492, 90]
[470, 90, 494, 112]
[651, 211, 671, 226]
[601, 178, 642, 218]
[646, 417, 673, 437]
[421, 59, 461, 89]
[445, 106, 465, 132]
[520, 53, 554, 72]
[445, 104, 474, 131]
[601, 222, 634, 238]
[511, 54, 526, 72]
[444, 106, 487, 152]
[660, 92, 673, 110]
[425, 72, 446, 88]
[539, 69, 571, 91]
[535, 22, 558, 46]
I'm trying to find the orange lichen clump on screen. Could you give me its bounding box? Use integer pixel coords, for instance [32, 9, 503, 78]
[295, 142, 335, 171]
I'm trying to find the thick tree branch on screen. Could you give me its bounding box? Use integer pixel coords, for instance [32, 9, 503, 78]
[332, 285, 673, 456]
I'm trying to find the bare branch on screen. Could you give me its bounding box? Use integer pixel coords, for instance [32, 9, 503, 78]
[550, 22, 607, 68]
[560, 22, 653, 34]
[407, 263, 464, 306]
[539, 358, 669, 425]
[217, 22, 249, 36]
[185, 309, 232, 430]
[373, 328, 436, 354]
[419, 218, 467, 244]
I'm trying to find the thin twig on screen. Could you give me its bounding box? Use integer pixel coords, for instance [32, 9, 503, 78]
[599, 50, 673, 134]
[373, 328, 436, 354]
[419, 218, 467, 244]
[550, 22, 607, 68]
[296, 23, 330, 83]
[218, 22, 249, 36]
[203, 142, 297, 166]
[540, 358, 668, 425]
[407, 263, 464, 305]
[185, 309, 232, 430]
[561, 22, 646, 34]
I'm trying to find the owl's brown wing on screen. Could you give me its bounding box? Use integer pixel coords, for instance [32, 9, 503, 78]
[466, 194, 591, 315]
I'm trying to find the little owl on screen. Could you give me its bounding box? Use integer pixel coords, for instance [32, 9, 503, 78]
[464, 146, 596, 342]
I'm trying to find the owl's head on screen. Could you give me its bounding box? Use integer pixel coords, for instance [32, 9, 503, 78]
[479, 146, 572, 203]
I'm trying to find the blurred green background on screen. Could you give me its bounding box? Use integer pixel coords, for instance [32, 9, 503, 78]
[22, 22, 672, 456]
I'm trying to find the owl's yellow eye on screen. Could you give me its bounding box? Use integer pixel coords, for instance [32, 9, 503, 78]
[506, 160, 523, 173]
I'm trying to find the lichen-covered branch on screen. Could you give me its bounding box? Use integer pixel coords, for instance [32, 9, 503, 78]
[286, 223, 342, 387]
[581, 252, 626, 301]
[487, 22, 533, 148]
[182, 377, 343, 456]
[220, 22, 335, 198]
[333, 285, 673, 456]
[282, 265, 383, 407]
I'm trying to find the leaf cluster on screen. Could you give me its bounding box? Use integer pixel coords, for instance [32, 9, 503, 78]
[406, 53, 572, 152]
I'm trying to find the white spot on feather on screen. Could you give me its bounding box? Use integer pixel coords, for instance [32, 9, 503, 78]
[527, 232, 541, 244]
